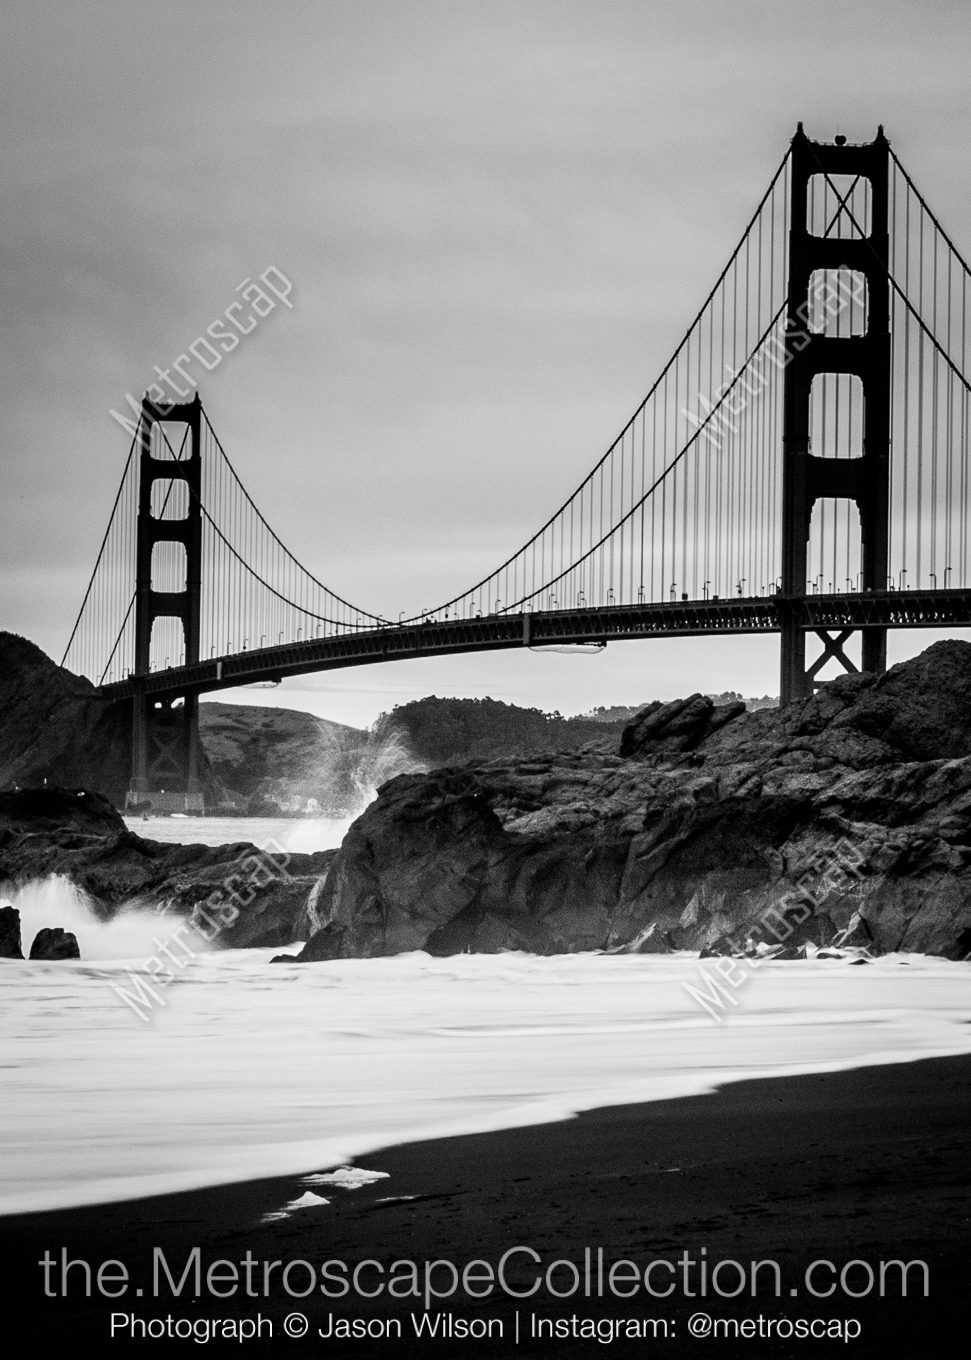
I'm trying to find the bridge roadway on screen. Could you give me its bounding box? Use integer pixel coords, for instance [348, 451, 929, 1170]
[98, 588, 971, 704]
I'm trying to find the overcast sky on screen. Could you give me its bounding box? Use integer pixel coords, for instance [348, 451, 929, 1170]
[3, 0, 970, 727]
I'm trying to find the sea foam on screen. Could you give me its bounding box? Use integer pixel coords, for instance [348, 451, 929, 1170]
[1, 939, 970, 1215]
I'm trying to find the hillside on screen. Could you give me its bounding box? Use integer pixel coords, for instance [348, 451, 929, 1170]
[199, 702, 368, 813]
[0, 632, 134, 805]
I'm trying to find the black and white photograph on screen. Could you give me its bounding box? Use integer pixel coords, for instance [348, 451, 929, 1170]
[2, 2, 971, 1355]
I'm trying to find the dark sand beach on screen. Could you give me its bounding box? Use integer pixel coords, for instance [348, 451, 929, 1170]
[3, 1053, 969, 1357]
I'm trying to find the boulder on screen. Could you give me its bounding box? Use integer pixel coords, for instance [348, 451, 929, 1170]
[0, 904, 23, 959]
[28, 927, 80, 960]
[620, 694, 746, 757]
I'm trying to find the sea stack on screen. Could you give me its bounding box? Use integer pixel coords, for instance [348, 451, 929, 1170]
[0, 903, 24, 959]
[28, 927, 81, 960]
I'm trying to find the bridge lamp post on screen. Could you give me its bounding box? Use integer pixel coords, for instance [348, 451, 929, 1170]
[736, 579, 746, 596]
[670, 582, 677, 600]
[703, 581, 711, 599]
[929, 573, 938, 590]
[898, 569, 907, 591]
[945, 566, 953, 588]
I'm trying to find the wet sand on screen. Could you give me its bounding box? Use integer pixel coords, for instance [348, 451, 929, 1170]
[3, 1054, 970, 1357]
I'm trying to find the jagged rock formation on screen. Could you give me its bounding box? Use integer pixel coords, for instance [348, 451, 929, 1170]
[0, 787, 333, 949]
[0, 904, 23, 958]
[296, 641, 971, 963]
[28, 927, 80, 960]
[619, 694, 747, 756]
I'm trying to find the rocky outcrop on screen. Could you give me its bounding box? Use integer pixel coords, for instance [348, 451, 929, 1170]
[28, 927, 80, 960]
[620, 694, 747, 756]
[0, 787, 334, 949]
[0, 904, 23, 958]
[296, 642, 971, 963]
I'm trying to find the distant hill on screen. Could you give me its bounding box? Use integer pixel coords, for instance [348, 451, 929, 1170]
[708, 691, 780, 712]
[582, 695, 779, 724]
[198, 703, 369, 814]
[199, 696, 638, 815]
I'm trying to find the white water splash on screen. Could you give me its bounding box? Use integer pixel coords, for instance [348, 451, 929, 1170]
[0, 876, 188, 963]
[125, 730, 425, 856]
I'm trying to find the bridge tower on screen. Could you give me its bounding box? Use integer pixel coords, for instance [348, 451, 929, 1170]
[780, 125, 891, 703]
[126, 394, 205, 813]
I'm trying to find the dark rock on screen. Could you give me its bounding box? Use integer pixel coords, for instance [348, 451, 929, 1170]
[28, 927, 80, 960]
[0, 786, 338, 949]
[0, 785, 126, 839]
[0, 904, 23, 959]
[294, 921, 348, 962]
[294, 642, 971, 962]
[620, 694, 746, 757]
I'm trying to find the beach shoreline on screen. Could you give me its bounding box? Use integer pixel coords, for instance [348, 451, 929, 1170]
[3, 1052, 969, 1356]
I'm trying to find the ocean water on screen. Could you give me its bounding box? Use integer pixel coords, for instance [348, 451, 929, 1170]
[2, 880, 971, 1217]
[123, 814, 354, 854]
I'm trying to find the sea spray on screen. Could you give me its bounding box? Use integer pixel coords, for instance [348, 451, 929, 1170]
[280, 724, 426, 854]
[0, 876, 192, 962]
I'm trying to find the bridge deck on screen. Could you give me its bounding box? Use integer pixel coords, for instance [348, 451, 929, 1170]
[97, 590, 971, 702]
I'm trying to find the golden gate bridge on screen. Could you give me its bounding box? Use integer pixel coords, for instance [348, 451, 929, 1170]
[61, 126, 971, 811]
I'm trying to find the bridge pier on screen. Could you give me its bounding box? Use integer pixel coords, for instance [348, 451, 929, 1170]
[780, 125, 891, 703]
[128, 686, 204, 815]
[125, 394, 206, 814]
